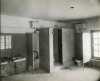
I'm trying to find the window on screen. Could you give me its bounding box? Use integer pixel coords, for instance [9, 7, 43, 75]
[0, 35, 12, 49]
[93, 32, 100, 57]
[82, 31, 100, 63]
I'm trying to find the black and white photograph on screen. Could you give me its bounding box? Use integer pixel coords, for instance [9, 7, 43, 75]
[0, 0, 100, 81]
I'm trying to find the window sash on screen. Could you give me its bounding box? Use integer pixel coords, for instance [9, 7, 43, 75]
[0, 35, 12, 49]
[92, 31, 100, 58]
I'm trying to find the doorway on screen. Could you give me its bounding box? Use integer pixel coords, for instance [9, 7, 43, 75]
[53, 28, 63, 67]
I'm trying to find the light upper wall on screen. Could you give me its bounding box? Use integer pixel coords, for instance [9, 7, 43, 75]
[1, 15, 69, 33]
[75, 17, 100, 32]
[1, 14, 100, 33]
[1, 0, 100, 20]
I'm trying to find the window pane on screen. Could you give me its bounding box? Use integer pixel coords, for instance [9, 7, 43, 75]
[93, 39, 98, 44]
[93, 32, 100, 38]
[93, 32, 100, 57]
[94, 51, 100, 57]
[0, 36, 5, 43]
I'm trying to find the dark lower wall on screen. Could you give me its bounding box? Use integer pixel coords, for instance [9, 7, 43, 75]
[1, 33, 27, 58]
[95, 61, 100, 68]
[12, 34, 27, 57]
[25, 33, 33, 70]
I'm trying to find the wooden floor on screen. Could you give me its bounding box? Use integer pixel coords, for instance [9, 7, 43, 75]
[2, 67, 100, 81]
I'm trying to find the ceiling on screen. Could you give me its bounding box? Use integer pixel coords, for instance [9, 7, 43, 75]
[1, 0, 100, 20]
